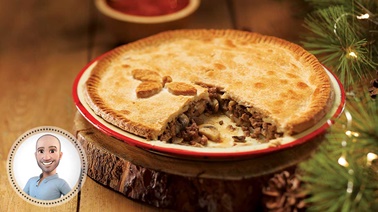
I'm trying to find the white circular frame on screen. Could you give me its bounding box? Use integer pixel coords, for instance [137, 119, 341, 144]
[7, 126, 87, 207]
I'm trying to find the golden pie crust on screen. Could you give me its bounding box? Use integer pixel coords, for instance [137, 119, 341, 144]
[84, 29, 334, 143]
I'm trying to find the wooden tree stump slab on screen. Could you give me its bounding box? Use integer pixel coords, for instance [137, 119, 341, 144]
[73, 112, 323, 211]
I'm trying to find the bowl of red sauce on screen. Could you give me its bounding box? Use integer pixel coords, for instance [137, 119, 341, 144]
[95, 0, 201, 42]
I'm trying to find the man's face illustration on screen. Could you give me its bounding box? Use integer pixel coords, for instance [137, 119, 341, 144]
[35, 135, 62, 175]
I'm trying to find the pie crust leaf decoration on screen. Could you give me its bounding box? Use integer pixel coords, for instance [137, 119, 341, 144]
[84, 29, 334, 147]
[136, 81, 163, 98]
[132, 69, 162, 82]
[166, 82, 197, 96]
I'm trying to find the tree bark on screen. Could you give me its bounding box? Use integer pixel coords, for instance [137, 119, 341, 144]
[73, 112, 323, 211]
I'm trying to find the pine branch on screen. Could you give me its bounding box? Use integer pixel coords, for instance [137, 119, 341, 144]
[301, 2, 378, 89]
[346, 86, 378, 146]
[298, 1, 378, 211]
[299, 88, 378, 211]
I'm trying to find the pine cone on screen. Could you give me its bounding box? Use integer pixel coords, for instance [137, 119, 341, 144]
[262, 171, 307, 212]
[368, 77, 378, 99]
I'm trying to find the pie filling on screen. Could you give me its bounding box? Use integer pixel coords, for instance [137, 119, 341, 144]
[158, 86, 283, 147]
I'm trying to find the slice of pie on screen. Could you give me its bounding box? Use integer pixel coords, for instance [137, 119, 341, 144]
[84, 29, 334, 147]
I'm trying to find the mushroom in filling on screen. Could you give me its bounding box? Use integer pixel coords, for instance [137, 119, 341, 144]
[158, 86, 283, 146]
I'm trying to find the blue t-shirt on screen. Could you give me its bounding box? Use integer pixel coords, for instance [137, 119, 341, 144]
[23, 173, 71, 200]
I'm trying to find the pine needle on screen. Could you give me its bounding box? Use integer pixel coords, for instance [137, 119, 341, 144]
[298, 1, 378, 211]
[301, 4, 377, 89]
[299, 86, 378, 211]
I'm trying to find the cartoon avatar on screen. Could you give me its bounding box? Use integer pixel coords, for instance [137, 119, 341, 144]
[23, 134, 71, 200]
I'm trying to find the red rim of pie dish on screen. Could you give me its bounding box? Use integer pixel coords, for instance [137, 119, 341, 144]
[73, 52, 346, 159]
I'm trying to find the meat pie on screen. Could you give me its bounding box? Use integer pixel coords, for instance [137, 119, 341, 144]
[84, 29, 334, 147]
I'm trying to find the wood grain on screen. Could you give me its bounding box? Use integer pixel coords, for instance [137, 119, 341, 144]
[231, 0, 309, 42]
[0, 0, 89, 211]
[73, 111, 324, 210]
[74, 113, 264, 211]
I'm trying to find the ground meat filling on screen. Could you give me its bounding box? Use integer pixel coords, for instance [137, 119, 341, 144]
[223, 100, 283, 140]
[209, 86, 283, 141]
[158, 99, 208, 146]
[158, 86, 283, 146]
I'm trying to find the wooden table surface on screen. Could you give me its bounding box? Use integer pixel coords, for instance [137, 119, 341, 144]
[0, 0, 308, 211]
